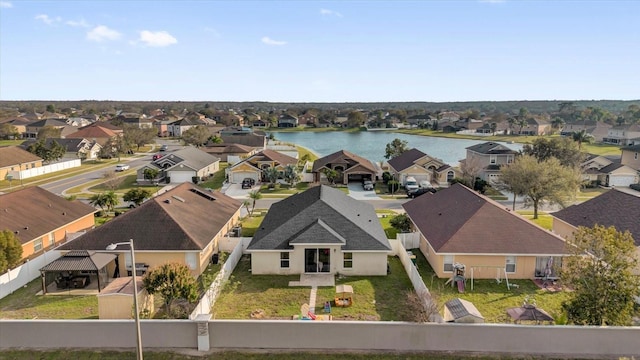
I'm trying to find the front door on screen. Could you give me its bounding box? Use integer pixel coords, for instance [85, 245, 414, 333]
[305, 248, 330, 273]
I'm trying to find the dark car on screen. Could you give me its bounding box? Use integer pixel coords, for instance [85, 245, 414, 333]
[159, 144, 168, 151]
[407, 187, 436, 198]
[241, 178, 255, 189]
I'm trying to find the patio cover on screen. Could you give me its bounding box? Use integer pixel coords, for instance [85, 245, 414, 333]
[507, 304, 554, 324]
[40, 250, 116, 293]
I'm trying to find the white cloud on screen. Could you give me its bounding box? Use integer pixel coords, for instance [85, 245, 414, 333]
[138, 30, 178, 47]
[66, 19, 90, 28]
[35, 14, 61, 25]
[320, 8, 343, 17]
[0, 1, 13, 8]
[261, 36, 287, 46]
[86, 25, 122, 42]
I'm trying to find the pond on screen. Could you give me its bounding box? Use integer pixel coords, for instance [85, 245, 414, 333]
[270, 131, 522, 165]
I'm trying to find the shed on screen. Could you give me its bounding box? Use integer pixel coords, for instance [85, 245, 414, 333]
[97, 276, 153, 319]
[443, 298, 484, 323]
[39, 250, 115, 294]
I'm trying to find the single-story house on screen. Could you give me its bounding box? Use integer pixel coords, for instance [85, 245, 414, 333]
[0, 186, 96, 261]
[403, 183, 568, 280]
[387, 148, 459, 188]
[0, 146, 44, 181]
[21, 138, 102, 160]
[552, 189, 640, 274]
[137, 146, 220, 184]
[226, 149, 298, 184]
[65, 123, 121, 147]
[201, 143, 256, 163]
[247, 185, 392, 275]
[58, 183, 243, 278]
[580, 154, 639, 187]
[312, 150, 378, 184]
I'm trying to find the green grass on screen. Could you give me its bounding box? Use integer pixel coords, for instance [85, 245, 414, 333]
[213, 255, 414, 321]
[199, 163, 228, 190]
[89, 174, 139, 194]
[0, 139, 24, 146]
[516, 210, 553, 230]
[296, 145, 319, 162]
[0, 278, 98, 319]
[259, 182, 310, 194]
[414, 251, 570, 323]
[238, 212, 267, 237]
[376, 210, 399, 239]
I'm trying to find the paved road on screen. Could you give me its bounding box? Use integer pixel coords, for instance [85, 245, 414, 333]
[255, 196, 409, 211]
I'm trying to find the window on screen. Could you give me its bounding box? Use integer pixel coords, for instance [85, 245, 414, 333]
[48, 233, 55, 246]
[343, 252, 353, 268]
[490, 155, 497, 164]
[185, 253, 197, 270]
[447, 171, 454, 182]
[280, 252, 290, 268]
[635, 152, 638, 160]
[505, 256, 516, 273]
[34, 238, 43, 252]
[507, 155, 514, 164]
[443, 255, 454, 272]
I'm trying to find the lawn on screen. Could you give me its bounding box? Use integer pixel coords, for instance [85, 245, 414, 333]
[259, 182, 310, 194]
[0, 278, 98, 319]
[376, 209, 400, 238]
[238, 211, 267, 237]
[199, 163, 228, 190]
[516, 210, 553, 230]
[413, 251, 570, 323]
[213, 255, 415, 321]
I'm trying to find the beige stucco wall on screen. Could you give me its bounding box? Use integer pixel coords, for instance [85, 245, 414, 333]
[0, 160, 43, 181]
[621, 149, 640, 171]
[22, 214, 95, 260]
[98, 291, 153, 319]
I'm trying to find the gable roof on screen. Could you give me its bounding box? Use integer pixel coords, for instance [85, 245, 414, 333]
[552, 189, 640, 246]
[220, 133, 266, 148]
[312, 150, 377, 173]
[27, 119, 68, 128]
[387, 148, 428, 172]
[402, 183, 567, 255]
[66, 125, 118, 139]
[59, 183, 241, 252]
[79, 121, 122, 132]
[0, 186, 96, 245]
[466, 142, 518, 155]
[247, 185, 390, 251]
[0, 146, 42, 168]
[161, 146, 220, 171]
[230, 149, 297, 171]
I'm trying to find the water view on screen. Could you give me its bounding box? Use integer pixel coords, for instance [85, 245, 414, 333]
[270, 131, 523, 165]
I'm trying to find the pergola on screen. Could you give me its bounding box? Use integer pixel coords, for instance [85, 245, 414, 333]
[39, 250, 116, 294]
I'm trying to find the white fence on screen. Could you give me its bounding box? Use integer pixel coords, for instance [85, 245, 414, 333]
[397, 232, 420, 249]
[1, 249, 61, 299]
[8, 159, 81, 181]
[189, 238, 250, 320]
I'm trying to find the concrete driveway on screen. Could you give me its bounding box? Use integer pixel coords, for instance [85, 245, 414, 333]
[347, 182, 382, 200]
[221, 182, 258, 199]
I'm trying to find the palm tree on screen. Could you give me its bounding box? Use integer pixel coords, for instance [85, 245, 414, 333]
[89, 191, 119, 215]
[322, 168, 338, 185]
[551, 117, 565, 134]
[248, 190, 262, 216]
[283, 164, 300, 186]
[571, 130, 594, 150]
[263, 167, 279, 185]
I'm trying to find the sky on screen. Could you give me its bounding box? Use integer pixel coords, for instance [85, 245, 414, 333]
[1, 0, 639, 102]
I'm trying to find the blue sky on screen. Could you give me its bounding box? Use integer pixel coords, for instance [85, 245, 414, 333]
[1, 0, 638, 102]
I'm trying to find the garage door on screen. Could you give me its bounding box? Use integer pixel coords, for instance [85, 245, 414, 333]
[609, 175, 637, 187]
[168, 171, 194, 184]
[232, 171, 258, 184]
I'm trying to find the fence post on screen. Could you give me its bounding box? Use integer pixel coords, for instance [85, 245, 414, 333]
[195, 314, 212, 351]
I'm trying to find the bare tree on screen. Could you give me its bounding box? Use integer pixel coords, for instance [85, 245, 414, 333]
[406, 290, 441, 323]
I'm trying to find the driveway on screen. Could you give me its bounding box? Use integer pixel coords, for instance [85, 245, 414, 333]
[221, 182, 258, 199]
[347, 182, 382, 200]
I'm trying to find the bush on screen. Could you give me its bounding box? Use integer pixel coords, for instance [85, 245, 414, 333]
[94, 211, 104, 217]
[382, 171, 392, 184]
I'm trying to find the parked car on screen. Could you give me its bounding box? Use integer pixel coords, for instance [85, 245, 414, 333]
[115, 164, 130, 172]
[241, 178, 255, 189]
[159, 144, 168, 151]
[407, 187, 436, 198]
[404, 176, 419, 192]
[152, 153, 164, 161]
[362, 180, 374, 191]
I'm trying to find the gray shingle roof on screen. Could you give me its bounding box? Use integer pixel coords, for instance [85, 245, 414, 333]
[40, 250, 115, 272]
[466, 142, 518, 155]
[387, 148, 427, 172]
[247, 185, 390, 251]
[162, 146, 220, 171]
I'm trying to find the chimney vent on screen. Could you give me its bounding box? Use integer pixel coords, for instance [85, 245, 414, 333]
[164, 199, 171, 204]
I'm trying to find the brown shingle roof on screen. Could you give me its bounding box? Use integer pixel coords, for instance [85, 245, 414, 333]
[402, 183, 567, 255]
[66, 125, 118, 139]
[312, 150, 377, 173]
[0, 146, 42, 168]
[59, 183, 241, 252]
[552, 189, 640, 246]
[0, 186, 96, 245]
[387, 148, 427, 172]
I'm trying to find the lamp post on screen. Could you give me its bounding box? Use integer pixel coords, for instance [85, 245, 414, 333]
[106, 239, 143, 360]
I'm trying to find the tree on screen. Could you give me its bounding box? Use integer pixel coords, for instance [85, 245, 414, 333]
[499, 155, 581, 219]
[102, 170, 123, 190]
[384, 138, 409, 159]
[143, 262, 198, 317]
[321, 168, 338, 185]
[26, 139, 65, 163]
[460, 157, 484, 188]
[263, 167, 279, 185]
[561, 225, 640, 326]
[571, 130, 594, 150]
[36, 125, 62, 140]
[0, 123, 19, 139]
[387, 179, 400, 195]
[182, 125, 210, 147]
[89, 191, 119, 215]
[522, 137, 585, 169]
[123, 125, 156, 151]
[346, 111, 365, 128]
[45, 104, 56, 113]
[550, 117, 565, 134]
[0, 230, 23, 274]
[248, 190, 262, 216]
[207, 135, 223, 144]
[143, 168, 160, 183]
[283, 164, 300, 186]
[389, 213, 411, 233]
[123, 188, 152, 207]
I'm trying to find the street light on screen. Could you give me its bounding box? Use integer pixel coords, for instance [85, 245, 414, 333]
[106, 239, 143, 360]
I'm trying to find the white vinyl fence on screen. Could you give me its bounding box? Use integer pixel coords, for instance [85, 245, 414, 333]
[397, 232, 420, 249]
[1, 250, 61, 299]
[7, 159, 81, 181]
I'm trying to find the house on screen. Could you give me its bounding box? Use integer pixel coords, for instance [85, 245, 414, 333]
[403, 183, 568, 279]
[602, 124, 640, 146]
[137, 146, 220, 184]
[517, 118, 551, 136]
[247, 185, 391, 275]
[560, 121, 612, 142]
[21, 138, 102, 160]
[167, 117, 209, 137]
[0, 186, 96, 261]
[58, 183, 242, 277]
[23, 119, 74, 139]
[298, 113, 317, 127]
[406, 114, 431, 128]
[66, 123, 122, 147]
[0, 146, 44, 181]
[220, 130, 267, 150]
[277, 114, 298, 128]
[387, 148, 459, 188]
[462, 142, 518, 183]
[312, 150, 378, 184]
[621, 144, 640, 172]
[580, 154, 639, 187]
[201, 143, 256, 163]
[226, 149, 297, 184]
[0, 117, 31, 138]
[552, 189, 640, 274]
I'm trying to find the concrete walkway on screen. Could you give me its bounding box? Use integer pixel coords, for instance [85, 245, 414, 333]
[347, 183, 382, 200]
[288, 273, 335, 287]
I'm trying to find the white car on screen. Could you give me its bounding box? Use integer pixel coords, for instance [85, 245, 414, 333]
[115, 164, 130, 172]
